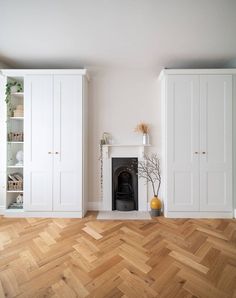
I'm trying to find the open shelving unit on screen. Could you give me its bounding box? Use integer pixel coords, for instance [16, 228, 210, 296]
[6, 76, 24, 211]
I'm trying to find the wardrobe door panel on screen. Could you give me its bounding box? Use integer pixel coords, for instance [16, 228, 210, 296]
[167, 75, 200, 211]
[53, 75, 83, 211]
[200, 75, 232, 211]
[24, 75, 53, 211]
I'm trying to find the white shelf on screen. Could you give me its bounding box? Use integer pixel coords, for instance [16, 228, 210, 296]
[5, 208, 24, 213]
[9, 117, 24, 120]
[7, 141, 24, 144]
[11, 92, 24, 97]
[7, 165, 24, 168]
[7, 190, 24, 193]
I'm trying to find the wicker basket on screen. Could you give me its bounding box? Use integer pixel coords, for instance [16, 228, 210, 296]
[8, 132, 24, 142]
[8, 180, 23, 191]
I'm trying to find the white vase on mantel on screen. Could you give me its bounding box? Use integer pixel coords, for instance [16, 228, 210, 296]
[142, 133, 149, 145]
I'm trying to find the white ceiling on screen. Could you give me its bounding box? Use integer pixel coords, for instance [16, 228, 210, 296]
[1, 0, 236, 71]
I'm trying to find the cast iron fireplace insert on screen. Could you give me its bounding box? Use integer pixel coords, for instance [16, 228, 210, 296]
[112, 157, 138, 211]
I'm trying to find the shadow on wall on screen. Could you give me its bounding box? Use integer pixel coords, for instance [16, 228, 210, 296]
[162, 58, 236, 70]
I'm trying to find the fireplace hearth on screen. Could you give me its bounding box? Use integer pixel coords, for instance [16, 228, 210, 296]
[112, 157, 138, 211]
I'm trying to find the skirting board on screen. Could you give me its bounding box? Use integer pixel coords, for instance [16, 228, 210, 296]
[4, 211, 83, 218]
[87, 201, 103, 211]
[0, 205, 5, 215]
[165, 211, 234, 219]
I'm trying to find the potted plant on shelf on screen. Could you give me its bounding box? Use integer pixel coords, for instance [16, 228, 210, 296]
[5, 81, 23, 104]
[138, 153, 162, 216]
[134, 122, 150, 145]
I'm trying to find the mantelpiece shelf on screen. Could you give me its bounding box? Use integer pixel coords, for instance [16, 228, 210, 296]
[102, 143, 151, 160]
[102, 144, 151, 147]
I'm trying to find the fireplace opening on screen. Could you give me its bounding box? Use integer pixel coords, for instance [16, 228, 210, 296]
[112, 158, 138, 211]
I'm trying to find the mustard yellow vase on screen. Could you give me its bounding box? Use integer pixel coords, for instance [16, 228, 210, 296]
[150, 196, 162, 217]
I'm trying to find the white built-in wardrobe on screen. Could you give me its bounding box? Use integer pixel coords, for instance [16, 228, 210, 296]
[0, 70, 88, 217]
[160, 69, 235, 218]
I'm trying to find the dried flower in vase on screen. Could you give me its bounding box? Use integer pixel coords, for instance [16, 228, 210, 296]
[134, 122, 150, 134]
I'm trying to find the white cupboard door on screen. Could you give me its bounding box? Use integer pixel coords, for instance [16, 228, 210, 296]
[167, 75, 200, 211]
[53, 75, 83, 211]
[200, 75, 232, 211]
[24, 75, 53, 211]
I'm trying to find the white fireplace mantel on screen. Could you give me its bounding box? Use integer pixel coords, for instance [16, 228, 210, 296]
[103, 144, 151, 159]
[102, 144, 150, 211]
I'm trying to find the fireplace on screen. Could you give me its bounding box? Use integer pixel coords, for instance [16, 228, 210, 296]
[112, 157, 138, 211]
[102, 144, 148, 211]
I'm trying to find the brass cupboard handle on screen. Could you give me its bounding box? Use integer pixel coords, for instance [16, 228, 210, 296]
[202, 152, 206, 154]
[55, 152, 59, 154]
[194, 152, 199, 154]
[48, 151, 52, 154]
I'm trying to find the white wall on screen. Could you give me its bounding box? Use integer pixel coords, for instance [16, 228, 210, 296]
[88, 68, 161, 204]
[87, 69, 236, 217]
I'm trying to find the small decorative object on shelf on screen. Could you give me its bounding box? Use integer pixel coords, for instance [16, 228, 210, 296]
[134, 122, 150, 145]
[8, 132, 24, 142]
[102, 132, 112, 145]
[16, 150, 24, 166]
[13, 105, 24, 117]
[8, 172, 23, 191]
[99, 132, 112, 199]
[138, 153, 162, 216]
[8, 194, 23, 209]
[16, 194, 23, 204]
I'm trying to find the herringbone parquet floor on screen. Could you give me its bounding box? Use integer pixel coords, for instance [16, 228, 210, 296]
[0, 212, 236, 298]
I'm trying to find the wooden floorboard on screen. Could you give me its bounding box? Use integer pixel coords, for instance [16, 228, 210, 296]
[0, 212, 236, 297]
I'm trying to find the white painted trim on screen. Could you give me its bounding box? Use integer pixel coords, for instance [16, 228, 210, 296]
[1, 69, 88, 77]
[4, 211, 83, 218]
[158, 69, 236, 80]
[233, 75, 236, 219]
[165, 211, 233, 219]
[0, 206, 5, 215]
[82, 77, 89, 217]
[87, 201, 103, 211]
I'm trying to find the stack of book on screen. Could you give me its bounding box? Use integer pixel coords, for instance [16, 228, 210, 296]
[8, 202, 23, 209]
